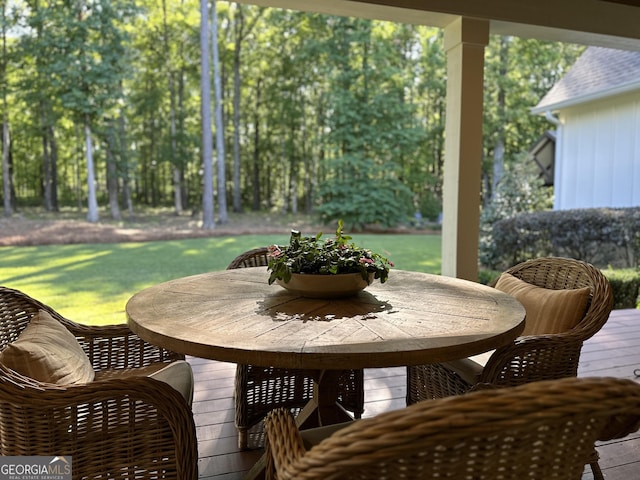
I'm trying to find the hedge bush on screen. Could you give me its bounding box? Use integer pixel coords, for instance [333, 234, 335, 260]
[486, 207, 640, 271]
[603, 268, 640, 309]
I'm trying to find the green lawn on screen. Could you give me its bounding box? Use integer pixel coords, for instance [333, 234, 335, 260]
[0, 233, 441, 325]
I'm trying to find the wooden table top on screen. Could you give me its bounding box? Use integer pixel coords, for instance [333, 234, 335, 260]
[126, 268, 525, 370]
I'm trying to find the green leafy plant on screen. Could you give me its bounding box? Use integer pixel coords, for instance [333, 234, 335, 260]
[267, 220, 394, 284]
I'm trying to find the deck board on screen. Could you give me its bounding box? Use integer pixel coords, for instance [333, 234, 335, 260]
[192, 308, 640, 479]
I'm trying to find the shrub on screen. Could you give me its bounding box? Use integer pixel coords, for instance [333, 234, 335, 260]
[478, 269, 501, 286]
[315, 155, 413, 230]
[479, 158, 553, 269]
[603, 268, 640, 309]
[487, 207, 640, 271]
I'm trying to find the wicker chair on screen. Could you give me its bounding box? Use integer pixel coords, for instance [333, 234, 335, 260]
[228, 247, 365, 450]
[264, 376, 640, 480]
[0, 286, 198, 480]
[406, 256, 614, 478]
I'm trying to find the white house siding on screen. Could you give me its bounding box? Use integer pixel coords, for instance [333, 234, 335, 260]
[555, 91, 640, 210]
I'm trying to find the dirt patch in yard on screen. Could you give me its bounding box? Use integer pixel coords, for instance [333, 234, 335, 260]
[0, 210, 330, 246]
[0, 209, 429, 247]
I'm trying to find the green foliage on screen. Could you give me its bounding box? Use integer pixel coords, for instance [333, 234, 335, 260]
[479, 158, 553, 269]
[3, 2, 586, 225]
[489, 207, 640, 270]
[267, 220, 393, 284]
[604, 268, 640, 309]
[482, 36, 584, 188]
[311, 17, 421, 227]
[315, 155, 413, 229]
[477, 269, 501, 286]
[21, 0, 136, 121]
[417, 191, 442, 222]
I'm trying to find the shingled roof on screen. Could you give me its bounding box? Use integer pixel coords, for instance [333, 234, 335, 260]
[531, 46, 640, 114]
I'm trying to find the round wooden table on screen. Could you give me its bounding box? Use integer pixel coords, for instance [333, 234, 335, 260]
[126, 268, 525, 429]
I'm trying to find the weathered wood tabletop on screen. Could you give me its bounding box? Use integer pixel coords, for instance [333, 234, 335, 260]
[126, 267, 525, 370]
[127, 267, 526, 448]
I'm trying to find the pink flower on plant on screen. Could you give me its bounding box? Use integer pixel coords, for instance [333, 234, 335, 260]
[267, 245, 284, 258]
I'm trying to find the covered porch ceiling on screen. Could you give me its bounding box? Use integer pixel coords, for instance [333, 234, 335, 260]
[235, 0, 640, 280]
[241, 0, 640, 50]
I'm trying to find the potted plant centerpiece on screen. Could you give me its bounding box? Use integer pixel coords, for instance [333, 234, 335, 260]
[267, 220, 393, 298]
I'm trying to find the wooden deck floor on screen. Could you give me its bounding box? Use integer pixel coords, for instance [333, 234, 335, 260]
[190, 308, 640, 479]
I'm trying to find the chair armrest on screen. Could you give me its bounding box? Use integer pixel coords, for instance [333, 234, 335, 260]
[480, 333, 583, 386]
[0, 288, 183, 370]
[598, 415, 640, 441]
[264, 408, 307, 480]
[0, 368, 198, 480]
[62, 320, 184, 370]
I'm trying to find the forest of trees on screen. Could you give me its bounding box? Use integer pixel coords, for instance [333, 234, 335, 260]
[0, 1, 584, 228]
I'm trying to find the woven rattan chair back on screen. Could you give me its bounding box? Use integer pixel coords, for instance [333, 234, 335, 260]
[498, 256, 613, 340]
[228, 248, 365, 449]
[405, 257, 614, 479]
[265, 376, 640, 480]
[0, 286, 198, 479]
[227, 246, 271, 269]
[0, 286, 67, 348]
[407, 257, 614, 400]
[480, 257, 614, 385]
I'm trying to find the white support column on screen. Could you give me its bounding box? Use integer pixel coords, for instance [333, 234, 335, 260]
[441, 17, 489, 281]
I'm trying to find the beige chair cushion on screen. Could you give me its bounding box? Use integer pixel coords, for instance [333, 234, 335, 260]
[149, 361, 194, 406]
[0, 310, 193, 406]
[300, 421, 353, 449]
[0, 309, 95, 384]
[444, 272, 591, 385]
[442, 351, 493, 385]
[495, 272, 591, 336]
[95, 360, 194, 407]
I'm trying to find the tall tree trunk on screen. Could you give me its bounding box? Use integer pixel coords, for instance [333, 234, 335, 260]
[1, 1, 10, 217]
[149, 117, 158, 207]
[251, 78, 261, 211]
[178, 71, 188, 209]
[200, 0, 215, 229]
[308, 148, 318, 215]
[85, 118, 99, 222]
[2, 110, 10, 217]
[41, 105, 53, 211]
[2, 0, 11, 218]
[302, 118, 312, 214]
[171, 126, 182, 214]
[288, 122, 297, 214]
[118, 111, 133, 219]
[212, 0, 227, 223]
[48, 125, 59, 211]
[106, 119, 121, 221]
[231, 4, 244, 213]
[281, 138, 288, 214]
[74, 124, 83, 210]
[290, 178, 297, 214]
[491, 36, 509, 202]
[162, 0, 183, 216]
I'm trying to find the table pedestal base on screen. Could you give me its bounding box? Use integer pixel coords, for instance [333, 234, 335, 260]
[296, 369, 354, 430]
[242, 369, 354, 480]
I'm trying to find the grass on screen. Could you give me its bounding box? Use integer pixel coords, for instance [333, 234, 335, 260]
[0, 233, 441, 325]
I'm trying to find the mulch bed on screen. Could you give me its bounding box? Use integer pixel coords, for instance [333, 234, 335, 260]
[0, 213, 432, 247]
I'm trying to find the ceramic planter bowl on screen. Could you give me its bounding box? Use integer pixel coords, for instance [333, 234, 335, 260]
[275, 272, 375, 298]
